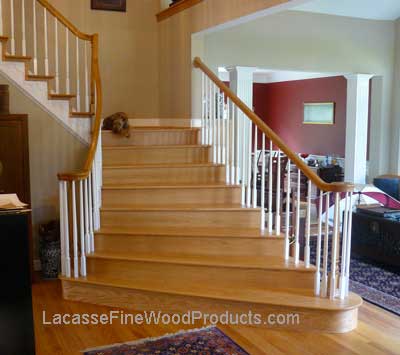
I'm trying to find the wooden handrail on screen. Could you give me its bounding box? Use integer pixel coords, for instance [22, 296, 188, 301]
[36, 0, 92, 41]
[194, 57, 353, 193]
[58, 34, 102, 181]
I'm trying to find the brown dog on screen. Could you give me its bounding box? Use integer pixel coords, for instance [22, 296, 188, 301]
[102, 112, 130, 138]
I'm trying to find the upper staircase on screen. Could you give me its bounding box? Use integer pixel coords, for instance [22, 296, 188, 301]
[0, 1, 96, 143]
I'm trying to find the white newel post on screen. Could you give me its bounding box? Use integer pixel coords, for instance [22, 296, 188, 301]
[227, 67, 256, 206]
[344, 74, 373, 184]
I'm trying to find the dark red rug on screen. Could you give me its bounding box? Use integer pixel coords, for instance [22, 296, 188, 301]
[83, 327, 250, 355]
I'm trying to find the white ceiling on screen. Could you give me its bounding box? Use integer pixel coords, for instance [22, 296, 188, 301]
[218, 67, 339, 84]
[294, 0, 400, 21]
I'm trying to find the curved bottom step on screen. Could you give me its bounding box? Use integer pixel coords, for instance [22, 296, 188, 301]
[61, 278, 362, 333]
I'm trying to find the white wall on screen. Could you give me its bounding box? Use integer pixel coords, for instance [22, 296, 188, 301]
[391, 19, 400, 174]
[0, 74, 87, 258]
[201, 10, 396, 179]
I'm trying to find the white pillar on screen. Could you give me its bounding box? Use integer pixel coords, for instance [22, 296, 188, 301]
[228, 67, 256, 193]
[344, 74, 373, 184]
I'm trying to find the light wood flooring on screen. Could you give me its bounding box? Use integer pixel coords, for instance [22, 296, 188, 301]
[33, 280, 400, 355]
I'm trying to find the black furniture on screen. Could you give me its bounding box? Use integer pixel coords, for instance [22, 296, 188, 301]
[352, 211, 400, 269]
[0, 210, 35, 355]
[318, 165, 344, 183]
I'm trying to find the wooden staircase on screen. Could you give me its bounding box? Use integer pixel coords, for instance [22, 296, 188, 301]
[61, 126, 362, 333]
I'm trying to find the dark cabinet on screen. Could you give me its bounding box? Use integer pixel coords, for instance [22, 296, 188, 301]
[0, 211, 35, 355]
[352, 212, 400, 269]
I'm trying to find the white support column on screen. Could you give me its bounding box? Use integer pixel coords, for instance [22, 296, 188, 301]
[227, 66, 256, 194]
[344, 74, 373, 184]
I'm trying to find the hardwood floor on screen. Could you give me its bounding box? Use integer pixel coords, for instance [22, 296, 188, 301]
[32, 280, 400, 355]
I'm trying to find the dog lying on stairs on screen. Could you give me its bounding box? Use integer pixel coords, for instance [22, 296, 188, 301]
[102, 112, 130, 138]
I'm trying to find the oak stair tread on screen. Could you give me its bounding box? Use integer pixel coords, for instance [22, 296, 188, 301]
[87, 251, 313, 271]
[96, 226, 283, 239]
[103, 163, 223, 169]
[101, 204, 258, 212]
[26, 74, 55, 81]
[102, 183, 240, 190]
[103, 144, 210, 150]
[49, 93, 76, 100]
[70, 111, 94, 117]
[103, 127, 200, 132]
[4, 54, 32, 61]
[61, 274, 362, 311]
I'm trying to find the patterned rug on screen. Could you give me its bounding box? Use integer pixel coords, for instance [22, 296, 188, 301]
[349, 257, 400, 315]
[309, 238, 400, 316]
[83, 327, 250, 355]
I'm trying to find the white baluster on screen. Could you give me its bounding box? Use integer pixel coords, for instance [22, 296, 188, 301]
[315, 190, 323, 295]
[21, 0, 26, 56]
[62, 181, 71, 277]
[276, 150, 281, 234]
[0, 0, 3, 35]
[344, 192, 354, 297]
[212, 85, 216, 163]
[92, 166, 98, 230]
[241, 111, 246, 205]
[222, 93, 226, 165]
[321, 192, 330, 297]
[88, 172, 94, 252]
[304, 180, 312, 267]
[76, 37, 81, 112]
[294, 169, 301, 264]
[235, 107, 240, 185]
[208, 79, 214, 147]
[84, 41, 90, 112]
[84, 178, 90, 254]
[65, 28, 70, 94]
[330, 192, 340, 299]
[44, 8, 49, 75]
[339, 192, 349, 299]
[246, 120, 252, 208]
[79, 180, 87, 277]
[230, 101, 236, 184]
[284, 160, 291, 259]
[32, 0, 37, 74]
[71, 181, 79, 278]
[59, 181, 66, 276]
[267, 141, 273, 234]
[252, 126, 258, 208]
[10, 0, 15, 55]
[225, 97, 230, 183]
[201, 72, 205, 144]
[54, 18, 59, 93]
[216, 89, 221, 164]
[261, 134, 266, 231]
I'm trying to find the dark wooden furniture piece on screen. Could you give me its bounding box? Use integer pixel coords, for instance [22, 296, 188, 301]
[91, 0, 126, 12]
[0, 113, 33, 275]
[318, 165, 344, 184]
[352, 211, 400, 269]
[0, 210, 35, 354]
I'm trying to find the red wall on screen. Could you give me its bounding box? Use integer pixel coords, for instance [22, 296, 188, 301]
[253, 76, 347, 157]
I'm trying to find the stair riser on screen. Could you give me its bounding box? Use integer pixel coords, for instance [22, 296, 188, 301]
[103, 146, 210, 165]
[103, 166, 226, 185]
[62, 281, 358, 333]
[100, 209, 261, 229]
[86, 258, 315, 290]
[102, 187, 241, 207]
[102, 130, 199, 146]
[95, 235, 285, 257]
